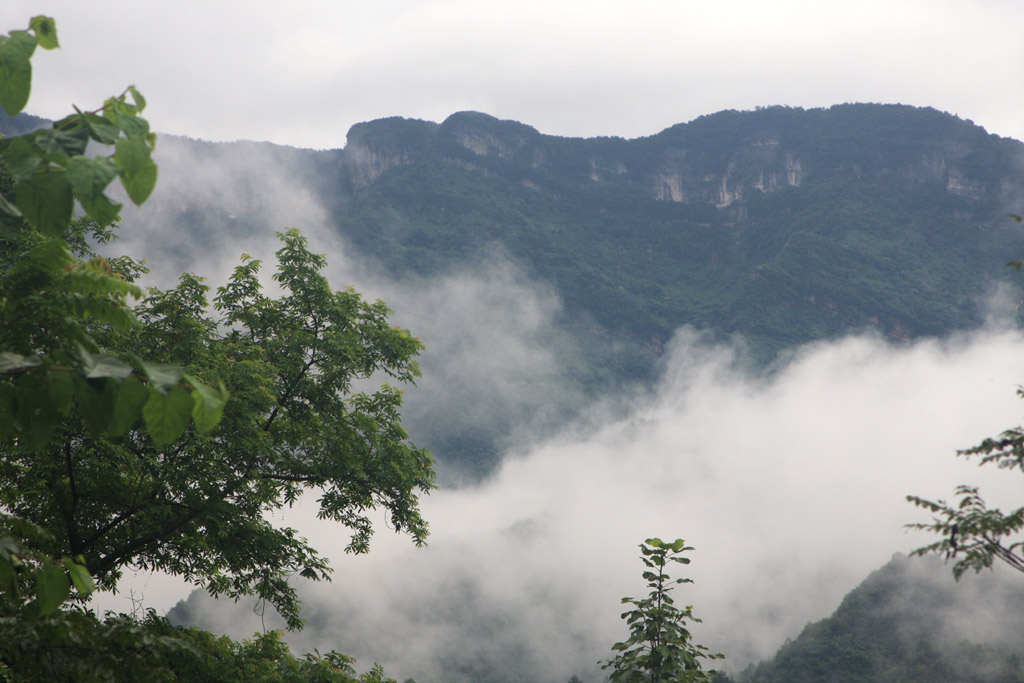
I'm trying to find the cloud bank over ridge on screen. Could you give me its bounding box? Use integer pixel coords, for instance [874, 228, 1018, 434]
[166, 327, 1024, 681]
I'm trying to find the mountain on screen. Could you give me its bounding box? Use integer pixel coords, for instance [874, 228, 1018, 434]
[320, 104, 1024, 475]
[333, 105, 1024, 359]
[10, 103, 1023, 358]
[740, 554, 1024, 682]
[4, 104, 1023, 478]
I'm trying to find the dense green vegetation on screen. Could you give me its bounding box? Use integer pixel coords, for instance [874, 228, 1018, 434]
[320, 105, 1024, 475]
[336, 105, 1023, 360]
[0, 17, 425, 681]
[740, 555, 1024, 682]
[2, 607, 407, 682]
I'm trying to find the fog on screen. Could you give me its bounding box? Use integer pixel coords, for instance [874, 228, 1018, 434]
[92, 138, 1024, 680]
[159, 326, 1024, 681]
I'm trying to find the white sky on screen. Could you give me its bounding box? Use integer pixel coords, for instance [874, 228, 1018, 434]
[3, 0, 1023, 149]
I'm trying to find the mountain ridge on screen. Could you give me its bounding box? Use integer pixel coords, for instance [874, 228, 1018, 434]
[340, 105, 1024, 208]
[4, 103, 1023, 477]
[740, 554, 1024, 682]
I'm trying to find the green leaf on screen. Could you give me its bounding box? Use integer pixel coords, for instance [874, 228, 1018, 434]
[82, 351, 133, 380]
[67, 156, 117, 202]
[63, 557, 94, 595]
[35, 561, 70, 616]
[0, 32, 36, 116]
[66, 156, 121, 224]
[29, 16, 59, 50]
[667, 538, 687, 552]
[80, 191, 122, 226]
[74, 376, 116, 436]
[109, 375, 149, 436]
[142, 384, 193, 446]
[142, 362, 184, 392]
[117, 113, 150, 141]
[2, 30, 37, 61]
[3, 136, 44, 179]
[115, 137, 157, 204]
[128, 85, 146, 112]
[0, 351, 41, 373]
[186, 375, 227, 434]
[76, 108, 120, 145]
[47, 126, 90, 158]
[47, 368, 74, 415]
[14, 170, 73, 236]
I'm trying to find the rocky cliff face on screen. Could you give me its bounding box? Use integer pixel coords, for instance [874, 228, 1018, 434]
[649, 142, 804, 206]
[340, 105, 1022, 211]
[343, 116, 436, 191]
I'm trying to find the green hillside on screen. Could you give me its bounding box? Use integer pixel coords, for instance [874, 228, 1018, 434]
[334, 104, 1024, 360]
[6, 102, 1020, 365]
[5, 103, 1021, 478]
[741, 555, 1024, 682]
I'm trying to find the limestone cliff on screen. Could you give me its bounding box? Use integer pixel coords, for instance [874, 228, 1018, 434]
[340, 105, 1022, 211]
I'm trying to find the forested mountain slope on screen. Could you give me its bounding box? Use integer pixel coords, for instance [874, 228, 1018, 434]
[319, 104, 1024, 474]
[8, 103, 1018, 363]
[741, 554, 1024, 682]
[332, 104, 1024, 358]
[5, 103, 1022, 479]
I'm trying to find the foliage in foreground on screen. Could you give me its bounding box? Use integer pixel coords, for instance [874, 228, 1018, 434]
[1, 607, 404, 682]
[0, 14, 228, 627]
[2, 225, 434, 630]
[1, 14, 431, 681]
[602, 538, 722, 683]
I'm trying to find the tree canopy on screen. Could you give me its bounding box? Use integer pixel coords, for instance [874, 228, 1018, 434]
[2, 227, 435, 629]
[1, 19, 433, 680]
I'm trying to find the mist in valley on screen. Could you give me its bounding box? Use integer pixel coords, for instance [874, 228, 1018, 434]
[94, 138, 1024, 681]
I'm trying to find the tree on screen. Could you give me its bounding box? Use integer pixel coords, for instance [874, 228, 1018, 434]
[601, 538, 723, 683]
[1, 605, 408, 682]
[0, 15, 230, 625]
[2, 228, 434, 629]
[0, 13, 432, 633]
[0, 168, 434, 631]
[0, 15, 428, 681]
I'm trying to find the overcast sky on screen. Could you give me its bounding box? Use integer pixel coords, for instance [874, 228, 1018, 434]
[3, 0, 1022, 149]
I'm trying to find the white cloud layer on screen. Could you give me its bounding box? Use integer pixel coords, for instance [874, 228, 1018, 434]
[3, 1, 1022, 148]
[100, 326, 1024, 680]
